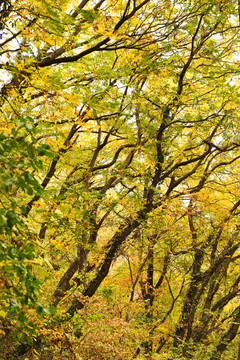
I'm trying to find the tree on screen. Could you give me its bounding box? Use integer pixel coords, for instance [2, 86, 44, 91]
[1, 0, 240, 359]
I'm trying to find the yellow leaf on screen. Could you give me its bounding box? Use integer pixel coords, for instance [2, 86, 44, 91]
[0, 310, 7, 318]
[34, 348, 40, 355]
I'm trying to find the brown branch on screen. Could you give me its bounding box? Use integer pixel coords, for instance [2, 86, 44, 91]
[92, 143, 136, 171]
[210, 305, 240, 360]
[154, 252, 170, 290]
[0, 17, 37, 48]
[52, 258, 82, 306]
[24, 124, 79, 216]
[37, 0, 150, 67]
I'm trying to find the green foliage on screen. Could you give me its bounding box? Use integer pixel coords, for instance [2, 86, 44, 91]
[0, 116, 54, 341]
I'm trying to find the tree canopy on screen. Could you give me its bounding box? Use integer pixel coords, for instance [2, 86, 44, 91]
[1, 0, 240, 359]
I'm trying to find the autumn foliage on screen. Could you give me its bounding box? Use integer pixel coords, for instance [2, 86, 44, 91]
[1, 0, 240, 359]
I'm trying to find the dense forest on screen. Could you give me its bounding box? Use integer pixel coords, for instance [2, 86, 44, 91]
[1, 0, 240, 359]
